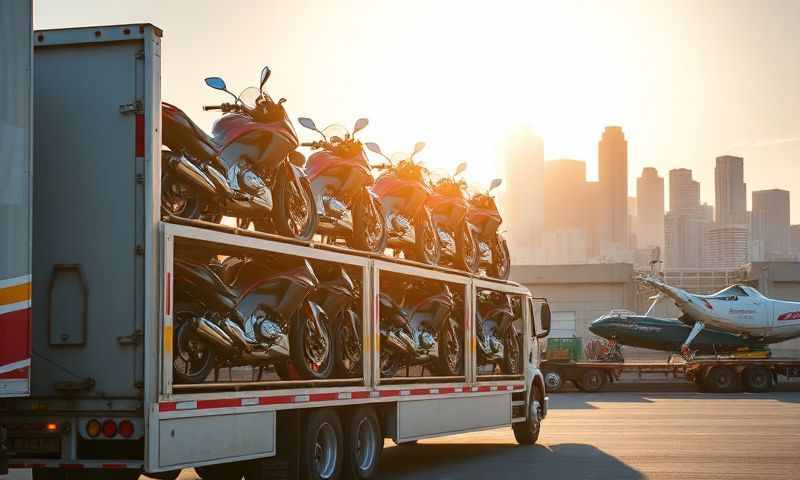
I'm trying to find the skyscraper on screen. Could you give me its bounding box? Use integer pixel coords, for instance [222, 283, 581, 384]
[791, 225, 800, 260]
[715, 155, 747, 225]
[751, 189, 791, 260]
[597, 126, 629, 254]
[664, 169, 710, 269]
[669, 168, 700, 214]
[635, 167, 664, 250]
[541, 159, 590, 263]
[703, 224, 749, 269]
[502, 127, 544, 264]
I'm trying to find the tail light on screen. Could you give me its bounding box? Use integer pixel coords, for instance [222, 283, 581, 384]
[86, 419, 101, 438]
[118, 420, 134, 438]
[101, 420, 117, 438]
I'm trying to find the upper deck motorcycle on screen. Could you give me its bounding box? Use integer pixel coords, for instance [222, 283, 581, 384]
[427, 163, 479, 273]
[298, 118, 387, 253]
[366, 142, 441, 265]
[161, 66, 318, 240]
[467, 179, 511, 279]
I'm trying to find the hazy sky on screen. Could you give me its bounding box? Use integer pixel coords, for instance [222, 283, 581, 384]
[35, 0, 800, 222]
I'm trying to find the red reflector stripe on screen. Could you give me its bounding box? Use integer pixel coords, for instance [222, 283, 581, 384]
[196, 398, 241, 410]
[159, 402, 176, 412]
[61, 464, 85, 470]
[259, 395, 295, 405]
[351, 391, 371, 399]
[135, 114, 145, 157]
[309, 392, 339, 402]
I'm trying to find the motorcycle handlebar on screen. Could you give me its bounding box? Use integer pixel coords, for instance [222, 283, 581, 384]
[203, 103, 239, 113]
[301, 142, 315, 147]
[202, 105, 222, 111]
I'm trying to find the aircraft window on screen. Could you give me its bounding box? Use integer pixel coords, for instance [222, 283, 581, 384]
[713, 286, 748, 298]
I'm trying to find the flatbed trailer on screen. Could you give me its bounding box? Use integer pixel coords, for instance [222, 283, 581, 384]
[541, 356, 800, 394]
[1, 23, 552, 480]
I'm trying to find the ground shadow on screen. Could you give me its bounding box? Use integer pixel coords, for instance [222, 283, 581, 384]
[379, 442, 643, 480]
[548, 390, 800, 409]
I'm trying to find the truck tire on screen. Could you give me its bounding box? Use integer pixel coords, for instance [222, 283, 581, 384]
[301, 408, 344, 480]
[742, 366, 773, 393]
[513, 383, 543, 445]
[704, 366, 738, 393]
[343, 406, 383, 479]
[543, 370, 563, 393]
[578, 368, 607, 393]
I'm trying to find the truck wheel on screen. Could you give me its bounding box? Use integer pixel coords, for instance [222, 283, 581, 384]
[578, 369, 607, 393]
[743, 366, 773, 393]
[196, 462, 246, 480]
[301, 408, 344, 480]
[704, 366, 738, 393]
[543, 371, 563, 393]
[513, 383, 543, 445]
[343, 407, 383, 479]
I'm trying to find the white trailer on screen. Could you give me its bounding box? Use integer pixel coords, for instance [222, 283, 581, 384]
[1, 24, 551, 480]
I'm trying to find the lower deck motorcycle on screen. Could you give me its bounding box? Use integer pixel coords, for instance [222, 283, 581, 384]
[171, 252, 333, 383]
[468, 179, 511, 279]
[378, 280, 463, 378]
[161, 66, 318, 241]
[475, 290, 522, 375]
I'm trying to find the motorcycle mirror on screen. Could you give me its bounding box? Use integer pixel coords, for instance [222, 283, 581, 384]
[489, 178, 502, 191]
[365, 142, 383, 155]
[205, 77, 227, 91]
[297, 117, 319, 132]
[259, 66, 271, 92]
[353, 118, 369, 135]
[455, 162, 467, 176]
[412, 141, 426, 156]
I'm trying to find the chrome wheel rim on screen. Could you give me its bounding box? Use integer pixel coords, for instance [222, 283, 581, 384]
[355, 417, 377, 471]
[341, 322, 361, 375]
[445, 324, 460, 372]
[544, 372, 562, 391]
[363, 200, 384, 251]
[463, 224, 477, 269]
[422, 217, 438, 262]
[304, 318, 330, 372]
[314, 422, 337, 479]
[288, 181, 311, 237]
[173, 315, 211, 378]
[529, 399, 542, 433]
[162, 175, 195, 216]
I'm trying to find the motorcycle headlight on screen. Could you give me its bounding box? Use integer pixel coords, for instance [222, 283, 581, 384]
[242, 170, 266, 190]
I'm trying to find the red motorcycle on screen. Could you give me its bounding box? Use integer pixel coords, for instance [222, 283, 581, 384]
[427, 163, 479, 273]
[366, 142, 441, 265]
[297, 117, 387, 253]
[161, 66, 318, 241]
[468, 179, 511, 279]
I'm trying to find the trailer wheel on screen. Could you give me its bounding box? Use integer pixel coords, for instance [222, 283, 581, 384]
[578, 369, 607, 393]
[743, 366, 773, 393]
[704, 366, 738, 393]
[543, 370, 563, 392]
[343, 407, 383, 479]
[301, 408, 344, 480]
[513, 383, 543, 445]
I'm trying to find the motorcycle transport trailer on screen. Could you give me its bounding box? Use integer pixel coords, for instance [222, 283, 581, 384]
[1, 24, 551, 480]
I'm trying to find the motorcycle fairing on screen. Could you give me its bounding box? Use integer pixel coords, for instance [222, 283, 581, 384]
[305, 150, 372, 186]
[174, 259, 238, 312]
[373, 173, 431, 219]
[213, 114, 299, 175]
[428, 194, 469, 229]
[468, 207, 502, 242]
[162, 102, 226, 173]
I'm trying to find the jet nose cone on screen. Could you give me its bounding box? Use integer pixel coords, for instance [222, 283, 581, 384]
[589, 316, 612, 337]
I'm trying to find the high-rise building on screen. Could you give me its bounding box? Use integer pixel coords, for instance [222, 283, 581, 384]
[597, 126, 629, 253]
[541, 159, 590, 263]
[715, 155, 747, 225]
[703, 224, 749, 269]
[664, 168, 709, 269]
[669, 168, 700, 214]
[751, 189, 791, 260]
[502, 127, 544, 264]
[635, 167, 664, 250]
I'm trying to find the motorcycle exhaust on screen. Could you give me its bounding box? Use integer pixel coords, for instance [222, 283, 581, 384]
[167, 154, 218, 197]
[203, 164, 234, 197]
[381, 329, 411, 354]
[194, 317, 236, 349]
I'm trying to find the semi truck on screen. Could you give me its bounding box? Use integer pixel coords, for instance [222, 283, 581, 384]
[0, 22, 552, 480]
[1, 0, 33, 475]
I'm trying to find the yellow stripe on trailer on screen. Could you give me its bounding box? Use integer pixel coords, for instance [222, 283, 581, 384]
[0, 281, 31, 306]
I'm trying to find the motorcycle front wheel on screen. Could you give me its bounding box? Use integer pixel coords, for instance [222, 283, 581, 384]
[351, 190, 388, 253]
[488, 235, 511, 280]
[172, 308, 216, 384]
[290, 308, 334, 379]
[273, 171, 319, 241]
[161, 169, 206, 220]
[379, 348, 401, 379]
[455, 223, 480, 274]
[413, 208, 441, 265]
[433, 319, 464, 376]
[334, 313, 363, 378]
[501, 331, 522, 375]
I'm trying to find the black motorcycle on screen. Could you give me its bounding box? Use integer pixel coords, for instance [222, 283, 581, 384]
[475, 291, 522, 375]
[161, 66, 318, 240]
[172, 252, 333, 383]
[378, 279, 463, 378]
[311, 264, 363, 378]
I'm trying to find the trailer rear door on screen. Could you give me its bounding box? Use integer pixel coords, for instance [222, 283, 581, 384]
[0, 0, 33, 398]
